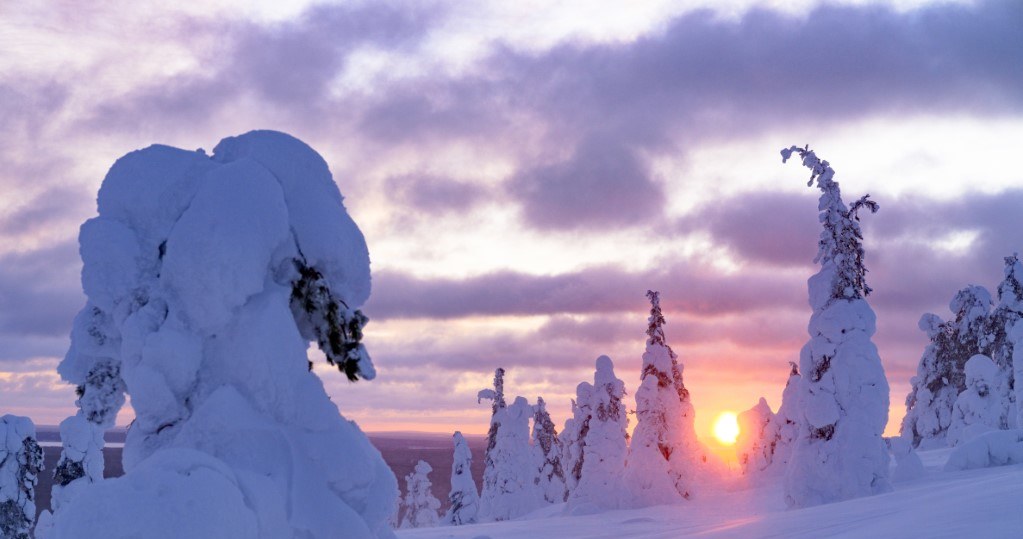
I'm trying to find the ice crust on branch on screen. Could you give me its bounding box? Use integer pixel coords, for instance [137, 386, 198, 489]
[48, 131, 396, 539]
[781, 146, 891, 508]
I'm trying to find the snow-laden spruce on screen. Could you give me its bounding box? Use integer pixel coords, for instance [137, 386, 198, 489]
[444, 431, 480, 525]
[887, 436, 924, 482]
[531, 397, 567, 504]
[988, 254, 1022, 429]
[780, 145, 891, 508]
[902, 286, 993, 448]
[766, 362, 802, 472]
[569, 356, 629, 511]
[47, 131, 397, 538]
[947, 355, 1006, 446]
[478, 367, 507, 495]
[736, 398, 775, 476]
[561, 381, 592, 499]
[0, 415, 43, 539]
[624, 291, 698, 505]
[478, 396, 544, 521]
[400, 460, 441, 529]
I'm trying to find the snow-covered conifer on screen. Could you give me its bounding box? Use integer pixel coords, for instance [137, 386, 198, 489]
[0, 415, 43, 539]
[478, 367, 507, 487]
[47, 131, 397, 538]
[625, 291, 698, 505]
[531, 397, 566, 503]
[478, 397, 544, 521]
[986, 254, 1023, 428]
[444, 432, 480, 525]
[569, 356, 629, 510]
[736, 398, 776, 475]
[399, 460, 440, 529]
[561, 382, 593, 498]
[780, 145, 891, 508]
[767, 362, 802, 471]
[947, 355, 1007, 446]
[887, 436, 924, 482]
[902, 285, 993, 448]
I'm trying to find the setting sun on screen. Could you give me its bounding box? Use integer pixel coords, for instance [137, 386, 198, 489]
[713, 411, 740, 445]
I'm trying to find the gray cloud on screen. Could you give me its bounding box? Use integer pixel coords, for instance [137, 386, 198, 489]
[385, 173, 490, 215]
[0, 242, 82, 341]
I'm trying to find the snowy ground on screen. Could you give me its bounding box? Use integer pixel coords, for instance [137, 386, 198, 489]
[399, 449, 1023, 538]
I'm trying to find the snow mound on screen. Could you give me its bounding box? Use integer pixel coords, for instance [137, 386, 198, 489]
[50, 131, 396, 538]
[944, 429, 1023, 471]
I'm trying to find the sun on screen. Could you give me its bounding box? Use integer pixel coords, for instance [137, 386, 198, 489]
[713, 411, 740, 445]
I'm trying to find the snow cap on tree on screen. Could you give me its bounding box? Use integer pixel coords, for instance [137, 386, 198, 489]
[781, 145, 892, 508]
[400, 460, 441, 529]
[444, 431, 480, 526]
[0, 415, 43, 539]
[569, 356, 629, 511]
[47, 131, 397, 538]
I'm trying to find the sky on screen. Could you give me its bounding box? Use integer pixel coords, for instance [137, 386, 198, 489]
[1, 0, 1021, 445]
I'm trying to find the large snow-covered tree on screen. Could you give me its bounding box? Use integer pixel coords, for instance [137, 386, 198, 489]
[624, 291, 698, 505]
[902, 285, 993, 448]
[478, 397, 544, 521]
[399, 460, 440, 529]
[478, 367, 507, 490]
[0, 415, 43, 539]
[767, 362, 802, 471]
[47, 131, 397, 538]
[444, 432, 480, 526]
[781, 145, 891, 508]
[531, 397, 566, 504]
[987, 254, 1023, 428]
[569, 356, 629, 510]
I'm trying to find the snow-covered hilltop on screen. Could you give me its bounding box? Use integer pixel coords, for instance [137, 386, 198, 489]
[43, 131, 397, 538]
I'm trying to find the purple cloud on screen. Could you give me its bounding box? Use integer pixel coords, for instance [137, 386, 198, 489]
[385, 173, 490, 215]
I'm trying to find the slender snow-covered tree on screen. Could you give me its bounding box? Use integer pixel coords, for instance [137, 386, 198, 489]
[47, 131, 397, 538]
[902, 285, 993, 448]
[569, 356, 629, 510]
[947, 355, 1007, 446]
[987, 254, 1023, 428]
[478, 368, 507, 486]
[560, 382, 593, 498]
[478, 396, 544, 521]
[766, 362, 802, 471]
[781, 145, 891, 508]
[444, 431, 480, 526]
[736, 398, 776, 475]
[624, 291, 698, 505]
[531, 397, 566, 503]
[399, 460, 441, 529]
[0, 415, 44, 539]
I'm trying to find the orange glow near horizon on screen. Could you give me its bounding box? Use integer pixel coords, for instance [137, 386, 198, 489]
[712, 411, 740, 445]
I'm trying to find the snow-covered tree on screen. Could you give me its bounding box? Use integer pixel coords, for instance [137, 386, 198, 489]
[736, 398, 776, 475]
[781, 145, 891, 508]
[887, 436, 924, 483]
[478, 397, 544, 521]
[47, 131, 397, 538]
[987, 254, 1023, 428]
[624, 290, 698, 505]
[399, 460, 440, 529]
[531, 397, 566, 503]
[561, 382, 593, 498]
[0, 415, 43, 539]
[444, 431, 480, 526]
[569, 356, 629, 510]
[478, 367, 507, 488]
[947, 355, 1007, 446]
[767, 362, 802, 471]
[902, 285, 993, 448]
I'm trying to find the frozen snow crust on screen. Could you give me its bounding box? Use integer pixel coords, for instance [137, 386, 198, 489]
[50, 131, 397, 538]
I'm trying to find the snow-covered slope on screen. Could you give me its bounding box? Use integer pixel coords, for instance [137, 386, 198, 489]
[397, 451, 1022, 538]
